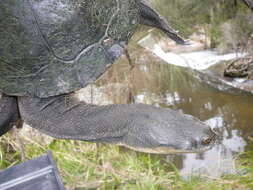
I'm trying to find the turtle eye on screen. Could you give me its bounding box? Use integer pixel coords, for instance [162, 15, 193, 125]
[201, 137, 212, 145]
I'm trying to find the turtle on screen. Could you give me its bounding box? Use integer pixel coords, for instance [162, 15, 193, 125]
[224, 56, 253, 79]
[0, 0, 216, 154]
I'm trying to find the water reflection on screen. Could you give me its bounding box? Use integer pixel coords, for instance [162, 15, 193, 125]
[96, 30, 253, 177]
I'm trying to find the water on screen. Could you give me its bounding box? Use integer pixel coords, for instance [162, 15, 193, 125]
[93, 28, 253, 178]
[138, 33, 246, 70]
[69, 0, 253, 180]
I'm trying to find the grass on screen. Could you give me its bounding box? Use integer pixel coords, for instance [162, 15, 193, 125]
[0, 132, 253, 190]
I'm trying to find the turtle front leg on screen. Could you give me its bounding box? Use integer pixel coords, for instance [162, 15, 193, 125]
[0, 94, 20, 136]
[137, 0, 186, 44]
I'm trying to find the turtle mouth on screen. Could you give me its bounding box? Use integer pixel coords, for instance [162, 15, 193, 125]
[117, 130, 217, 154]
[156, 142, 215, 154]
[118, 140, 216, 154]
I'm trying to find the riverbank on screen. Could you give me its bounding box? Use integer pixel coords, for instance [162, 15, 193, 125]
[137, 28, 253, 95]
[1, 134, 253, 190]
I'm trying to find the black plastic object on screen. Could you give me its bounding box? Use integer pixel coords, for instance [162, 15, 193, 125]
[0, 151, 65, 190]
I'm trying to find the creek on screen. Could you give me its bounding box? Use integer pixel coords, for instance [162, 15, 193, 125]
[96, 28, 253, 178]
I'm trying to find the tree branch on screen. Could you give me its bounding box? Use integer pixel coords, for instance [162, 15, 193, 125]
[241, 0, 253, 11]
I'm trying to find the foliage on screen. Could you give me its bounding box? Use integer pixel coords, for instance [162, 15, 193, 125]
[152, 0, 253, 52]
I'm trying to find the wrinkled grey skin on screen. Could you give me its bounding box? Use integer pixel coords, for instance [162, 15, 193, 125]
[18, 95, 216, 154]
[0, 0, 216, 154]
[0, 95, 19, 136]
[0, 91, 216, 154]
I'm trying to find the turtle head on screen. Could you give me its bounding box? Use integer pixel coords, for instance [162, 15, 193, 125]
[148, 120, 217, 154]
[122, 104, 217, 154]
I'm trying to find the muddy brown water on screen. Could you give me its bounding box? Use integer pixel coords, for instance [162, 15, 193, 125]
[96, 39, 253, 177]
[82, 0, 253, 178]
[93, 0, 253, 175]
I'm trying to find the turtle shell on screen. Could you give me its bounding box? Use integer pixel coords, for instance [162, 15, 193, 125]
[0, 0, 139, 97]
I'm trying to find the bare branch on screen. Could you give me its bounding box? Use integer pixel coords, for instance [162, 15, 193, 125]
[241, 0, 253, 11]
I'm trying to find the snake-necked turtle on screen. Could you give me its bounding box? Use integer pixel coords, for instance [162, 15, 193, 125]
[0, 0, 216, 154]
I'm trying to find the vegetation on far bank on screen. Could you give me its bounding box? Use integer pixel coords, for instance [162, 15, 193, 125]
[153, 0, 253, 53]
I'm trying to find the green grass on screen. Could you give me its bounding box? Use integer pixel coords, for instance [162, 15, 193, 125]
[0, 133, 253, 190]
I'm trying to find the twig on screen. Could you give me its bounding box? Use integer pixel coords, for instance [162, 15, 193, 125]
[13, 127, 26, 161]
[241, 0, 253, 11]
